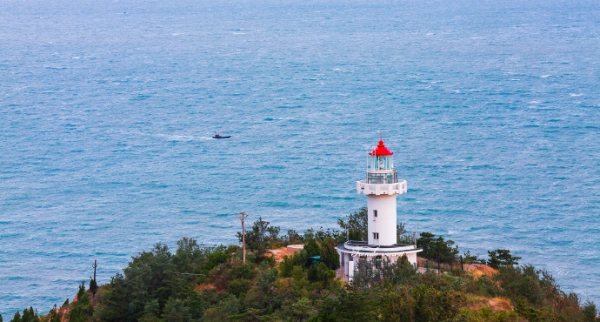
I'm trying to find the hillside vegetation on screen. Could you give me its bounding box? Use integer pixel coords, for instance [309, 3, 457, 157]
[5, 209, 598, 322]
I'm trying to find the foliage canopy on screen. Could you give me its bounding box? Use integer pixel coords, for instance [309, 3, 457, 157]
[9, 211, 598, 322]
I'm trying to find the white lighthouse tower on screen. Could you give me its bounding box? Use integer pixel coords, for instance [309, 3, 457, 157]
[337, 137, 421, 280]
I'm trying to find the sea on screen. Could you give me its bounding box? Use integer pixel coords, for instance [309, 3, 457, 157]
[1, 0, 599, 316]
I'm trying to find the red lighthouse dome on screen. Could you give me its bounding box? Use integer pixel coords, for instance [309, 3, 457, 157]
[369, 139, 394, 156]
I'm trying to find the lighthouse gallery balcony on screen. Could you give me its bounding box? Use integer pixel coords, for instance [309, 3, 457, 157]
[357, 179, 407, 195]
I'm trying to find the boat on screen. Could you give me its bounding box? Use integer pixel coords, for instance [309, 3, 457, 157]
[212, 133, 231, 139]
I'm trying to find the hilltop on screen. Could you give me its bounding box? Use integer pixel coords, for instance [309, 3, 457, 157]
[5, 210, 598, 322]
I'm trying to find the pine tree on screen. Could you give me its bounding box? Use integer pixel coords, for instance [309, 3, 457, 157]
[89, 278, 98, 298]
[11, 311, 21, 322]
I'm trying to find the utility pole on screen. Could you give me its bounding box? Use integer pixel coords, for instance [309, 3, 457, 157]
[238, 212, 249, 264]
[90, 260, 98, 298]
[413, 230, 417, 247]
[93, 260, 97, 282]
[346, 216, 349, 241]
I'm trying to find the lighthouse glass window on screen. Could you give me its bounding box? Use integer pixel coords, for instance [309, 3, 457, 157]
[377, 157, 385, 169]
[367, 172, 398, 184]
[374, 156, 392, 169]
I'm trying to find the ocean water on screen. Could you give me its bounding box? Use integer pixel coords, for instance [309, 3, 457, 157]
[1, 0, 599, 315]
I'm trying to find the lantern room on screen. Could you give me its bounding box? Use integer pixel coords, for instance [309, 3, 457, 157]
[366, 140, 398, 184]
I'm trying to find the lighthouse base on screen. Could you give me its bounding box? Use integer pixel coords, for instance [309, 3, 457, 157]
[336, 241, 422, 282]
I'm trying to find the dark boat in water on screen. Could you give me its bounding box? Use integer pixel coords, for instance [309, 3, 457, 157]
[212, 133, 231, 139]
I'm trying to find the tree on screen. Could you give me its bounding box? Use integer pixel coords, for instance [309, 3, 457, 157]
[267, 226, 280, 241]
[397, 222, 412, 244]
[9, 308, 38, 322]
[582, 301, 598, 322]
[173, 237, 203, 273]
[237, 217, 280, 263]
[487, 249, 521, 268]
[463, 250, 485, 264]
[162, 298, 191, 322]
[324, 289, 378, 321]
[11, 311, 21, 322]
[89, 278, 98, 298]
[320, 237, 340, 270]
[337, 207, 368, 241]
[380, 285, 415, 321]
[70, 282, 93, 322]
[417, 232, 459, 264]
[286, 229, 301, 243]
[304, 238, 320, 257]
[417, 232, 436, 258]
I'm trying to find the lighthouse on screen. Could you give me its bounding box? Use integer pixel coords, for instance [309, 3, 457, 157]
[337, 137, 421, 280]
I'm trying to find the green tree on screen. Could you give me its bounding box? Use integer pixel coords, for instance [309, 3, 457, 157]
[140, 299, 160, 321]
[320, 237, 340, 270]
[89, 278, 98, 298]
[267, 225, 280, 241]
[70, 282, 93, 322]
[337, 207, 368, 241]
[417, 232, 459, 264]
[582, 301, 598, 322]
[11, 311, 21, 322]
[463, 250, 485, 264]
[237, 217, 279, 263]
[11, 307, 38, 322]
[417, 232, 435, 258]
[244, 264, 279, 312]
[380, 286, 415, 321]
[384, 255, 417, 286]
[162, 298, 191, 322]
[304, 238, 320, 257]
[397, 222, 413, 244]
[331, 289, 378, 321]
[172, 237, 203, 274]
[93, 273, 129, 321]
[286, 229, 301, 243]
[96, 244, 183, 321]
[487, 249, 521, 268]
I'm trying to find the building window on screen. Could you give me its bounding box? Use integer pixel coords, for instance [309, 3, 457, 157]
[374, 210, 378, 218]
[373, 232, 379, 240]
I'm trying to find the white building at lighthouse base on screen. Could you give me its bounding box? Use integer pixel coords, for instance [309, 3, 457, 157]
[337, 241, 421, 280]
